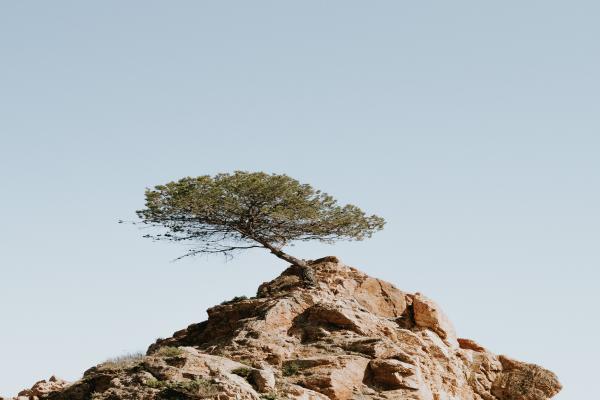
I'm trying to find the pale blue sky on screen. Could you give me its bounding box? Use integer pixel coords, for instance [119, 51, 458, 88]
[1, 2, 598, 398]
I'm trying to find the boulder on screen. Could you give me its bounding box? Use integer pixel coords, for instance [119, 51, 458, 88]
[280, 356, 370, 400]
[458, 338, 487, 352]
[368, 358, 421, 390]
[17, 376, 69, 399]
[297, 356, 370, 400]
[250, 368, 276, 392]
[492, 356, 562, 400]
[412, 293, 459, 348]
[353, 276, 408, 318]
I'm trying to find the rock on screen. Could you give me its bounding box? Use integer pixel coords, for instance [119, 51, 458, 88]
[492, 356, 562, 400]
[412, 293, 459, 349]
[284, 383, 330, 400]
[343, 337, 414, 362]
[368, 358, 421, 390]
[17, 376, 69, 398]
[458, 338, 487, 352]
[353, 276, 408, 318]
[460, 349, 502, 400]
[250, 368, 275, 392]
[12, 257, 561, 400]
[296, 356, 370, 400]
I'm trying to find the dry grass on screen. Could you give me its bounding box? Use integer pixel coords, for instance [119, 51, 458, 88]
[100, 351, 145, 370]
[154, 346, 184, 358]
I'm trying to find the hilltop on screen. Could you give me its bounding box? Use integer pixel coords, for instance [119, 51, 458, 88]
[9, 257, 561, 400]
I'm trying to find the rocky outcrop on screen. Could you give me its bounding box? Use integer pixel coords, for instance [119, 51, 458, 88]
[14, 376, 69, 400]
[11, 257, 562, 400]
[491, 356, 562, 400]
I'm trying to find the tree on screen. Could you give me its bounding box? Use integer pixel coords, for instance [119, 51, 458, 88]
[135, 171, 385, 283]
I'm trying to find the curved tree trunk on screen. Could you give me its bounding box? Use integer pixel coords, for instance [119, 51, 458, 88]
[265, 244, 307, 267]
[257, 240, 316, 287]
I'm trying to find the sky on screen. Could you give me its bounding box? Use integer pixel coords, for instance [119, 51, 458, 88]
[0, 1, 598, 398]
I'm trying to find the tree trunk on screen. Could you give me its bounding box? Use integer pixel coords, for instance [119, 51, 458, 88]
[257, 240, 316, 287]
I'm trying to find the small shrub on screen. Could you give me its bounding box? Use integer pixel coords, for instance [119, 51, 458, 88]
[181, 378, 215, 393]
[146, 378, 219, 397]
[220, 295, 248, 305]
[261, 393, 278, 400]
[158, 378, 219, 398]
[232, 366, 252, 379]
[198, 380, 219, 396]
[154, 346, 184, 358]
[145, 378, 165, 388]
[282, 362, 300, 377]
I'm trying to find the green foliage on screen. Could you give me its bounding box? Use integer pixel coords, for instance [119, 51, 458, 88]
[282, 361, 300, 377]
[145, 377, 219, 397]
[231, 366, 252, 379]
[261, 394, 278, 400]
[154, 346, 184, 358]
[145, 378, 164, 388]
[136, 171, 385, 262]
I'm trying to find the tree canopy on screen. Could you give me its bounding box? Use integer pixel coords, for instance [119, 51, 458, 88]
[136, 171, 385, 267]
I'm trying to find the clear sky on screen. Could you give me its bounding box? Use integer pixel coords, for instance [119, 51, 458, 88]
[1, 2, 598, 398]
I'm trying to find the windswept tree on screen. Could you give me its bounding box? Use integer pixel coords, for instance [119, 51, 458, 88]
[136, 171, 385, 283]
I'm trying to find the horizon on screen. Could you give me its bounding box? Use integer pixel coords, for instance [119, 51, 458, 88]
[1, 2, 599, 398]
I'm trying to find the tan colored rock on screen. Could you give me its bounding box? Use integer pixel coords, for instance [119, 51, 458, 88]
[284, 383, 330, 400]
[368, 358, 421, 390]
[292, 356, 370, 400]
[343, 337, 414, 363]
[250, 368, 275, 392]
[17, 375, 69, 398]
[412, 293, 459, 348]
[492, 355, 562, 400]
[13, 257, 561, 400]
[353, 276, 408, 318]
[459, 348, 502, 400]
[458, 338, 487, 352]
[422, 329, 453, 360]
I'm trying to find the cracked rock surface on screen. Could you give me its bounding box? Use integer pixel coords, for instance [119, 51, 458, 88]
[11, 257, 561, 400]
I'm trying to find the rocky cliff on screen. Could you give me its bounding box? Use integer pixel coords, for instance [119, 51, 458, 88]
[9, 257, 561, 400]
